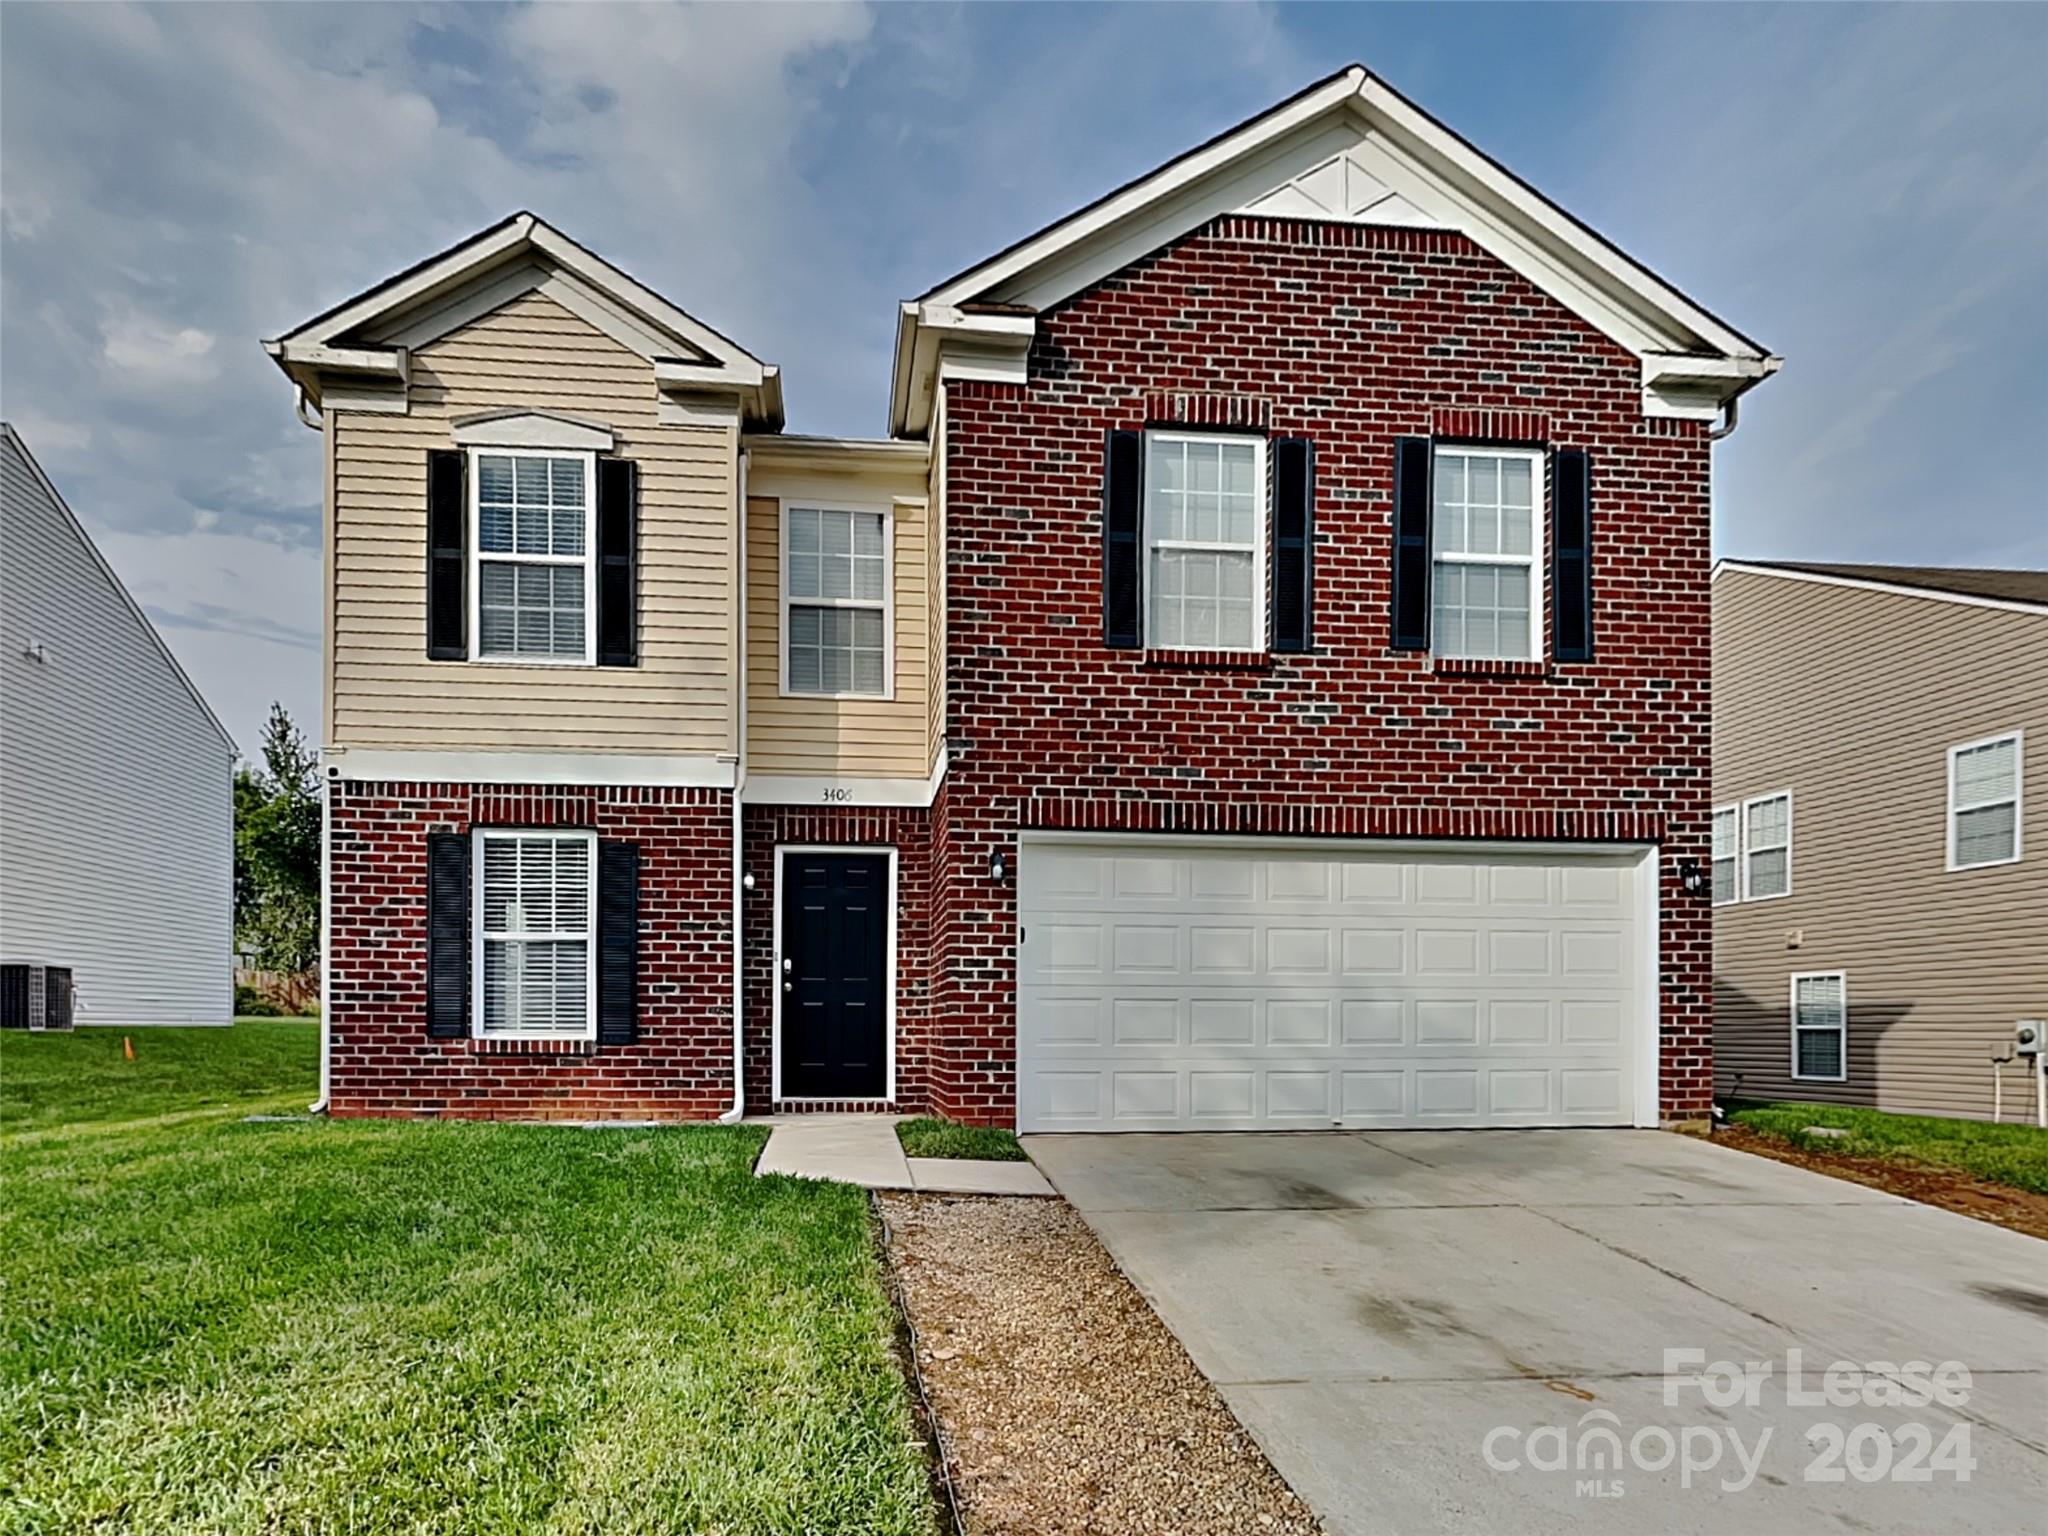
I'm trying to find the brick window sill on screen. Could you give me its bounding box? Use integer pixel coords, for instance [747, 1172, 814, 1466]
[469, 1036, 600, 1057]
[1141, 648, 1273, 673]
[1431, 657, 1552, 678]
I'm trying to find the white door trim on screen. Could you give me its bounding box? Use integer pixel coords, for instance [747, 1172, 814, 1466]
[771, 843, 898, 1104]
[1014, 834, 1664, 1131]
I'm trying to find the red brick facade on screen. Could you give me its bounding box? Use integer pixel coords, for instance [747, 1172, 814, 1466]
[929, 217, 1714, 1124]
[327, 782, 733, 1120]
[323, 216, 1716, 1127]
[739, 805, 935, 1113]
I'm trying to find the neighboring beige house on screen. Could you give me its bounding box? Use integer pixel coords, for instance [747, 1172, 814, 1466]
[1713, 561, 2048, 1119]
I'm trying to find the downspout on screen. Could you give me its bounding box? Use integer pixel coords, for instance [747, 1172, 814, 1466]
[311, 772, 331, 1113]
[719, 439, 751, 1123]
[293, 378, 332, 1114]
[1706, 393, 1740, 442]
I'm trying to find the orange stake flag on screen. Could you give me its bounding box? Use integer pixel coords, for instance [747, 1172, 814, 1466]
[123, 1036, 135, 1061]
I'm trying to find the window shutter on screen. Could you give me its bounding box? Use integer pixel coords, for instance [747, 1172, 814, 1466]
[597, 840, 640, 1045]
[1390, 436, 1433, 651]
[1552, 447, 1593, 662]
[596, 457, 638, 667]
[426, 831, 470, 1039]
[426, 449, 467, 660]
[1102, 429, 1143, 648]
[1272, 436, 1315, 652]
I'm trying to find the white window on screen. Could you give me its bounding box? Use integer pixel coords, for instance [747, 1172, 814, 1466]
[783, 506, 891, 696]
[1711, 805, 1739, 906]
[1145, 432, 1265, 651]
[1790, 971, 1847, 1082]
[473, 830, 596, 1039]
[1432, 445, 1543, 660]
[1948, 731, 2023, 870]
[1741, 791, 1793, 900]
[471, 450, 594, 663]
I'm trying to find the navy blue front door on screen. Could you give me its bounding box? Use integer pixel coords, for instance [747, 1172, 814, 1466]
[780, 852, 889, 1099]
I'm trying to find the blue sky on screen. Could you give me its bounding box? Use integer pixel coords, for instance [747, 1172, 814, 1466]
[3, 2, 2043, 757]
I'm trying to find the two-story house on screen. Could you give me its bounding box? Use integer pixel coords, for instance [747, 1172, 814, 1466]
[268, 65, 1776, 1128]
[1714, 561, 2047, 1119]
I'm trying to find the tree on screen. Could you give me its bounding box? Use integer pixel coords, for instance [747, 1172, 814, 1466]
[234, 703, 322, 973]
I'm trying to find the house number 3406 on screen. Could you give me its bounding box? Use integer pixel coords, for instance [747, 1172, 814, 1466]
[820, 786, 851, 803]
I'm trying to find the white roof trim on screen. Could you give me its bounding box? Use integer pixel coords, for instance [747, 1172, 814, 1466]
[1, 423, 238, 755]
[1713, 560, 2048, 618]
[452, 410, 615, 452]
[894, 65, 1778, 435]
[919, 70, 1364, 311]
[265, 212, 782, 426]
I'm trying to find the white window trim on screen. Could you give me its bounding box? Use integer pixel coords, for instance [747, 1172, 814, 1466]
[1788, 968, 1848, 1083]
[470, 827, 599, 1041]
[467, 447, 597, 666]
[1429, 442, 1547, 662]
[1710, 803, 1739, 907]
[1142, 429, 1268, 653]
[1739, 789, 1794, 902]
[1946, 728, 2024, 872]
[778, 498, 896, 700]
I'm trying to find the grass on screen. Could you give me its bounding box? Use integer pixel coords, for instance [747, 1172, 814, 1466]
[895, 1116, 1027, 1162]
[0, 1025, 937, 1535]
[0, 1018, 320, 1132]
[1726, 1100, 2048, 1196]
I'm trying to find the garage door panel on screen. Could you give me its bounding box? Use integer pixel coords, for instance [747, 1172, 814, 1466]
[1018, 841, 1647, 1132]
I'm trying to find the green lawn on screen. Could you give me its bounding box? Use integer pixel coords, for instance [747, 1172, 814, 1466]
[894, 1116, 1027, 1162]
[0, 1025, 936, 1534]
[0, 1018, 319, 1132]
[1727, 1100, 2048, 1195]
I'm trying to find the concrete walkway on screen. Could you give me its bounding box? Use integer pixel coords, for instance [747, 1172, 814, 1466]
[752, 1113, 1055, 1196]
[1028, 1129, 2048, 1536]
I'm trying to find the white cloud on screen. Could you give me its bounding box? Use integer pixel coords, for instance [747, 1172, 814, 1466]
[4, 410, 90, 454]
[100, 308, 219, 384]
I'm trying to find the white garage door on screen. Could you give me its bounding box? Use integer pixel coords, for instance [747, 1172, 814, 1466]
[1016, 839, 1652, 1132]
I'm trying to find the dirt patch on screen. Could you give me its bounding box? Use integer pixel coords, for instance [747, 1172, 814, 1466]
[1712, 1125, 2048, 1241]
[877, 1193, 1323, 1536]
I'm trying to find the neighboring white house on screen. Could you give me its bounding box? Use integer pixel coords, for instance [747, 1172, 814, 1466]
[1, 423, 237, 1025]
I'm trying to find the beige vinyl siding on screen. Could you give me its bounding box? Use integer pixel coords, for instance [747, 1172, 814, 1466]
[745, 489, 932, 778]
[329, 291, 737, 756]
[1713, 569, 2048, 1119]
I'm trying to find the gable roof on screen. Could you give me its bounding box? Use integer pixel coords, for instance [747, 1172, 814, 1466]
[1717, 559, 2048, 612]
[0, 423, 237, 755]
[264, 212, 783, 427]
[890, 64, 1779, 435]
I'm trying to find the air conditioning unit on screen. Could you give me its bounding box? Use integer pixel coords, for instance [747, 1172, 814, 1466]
[0, 964, 75, 1030]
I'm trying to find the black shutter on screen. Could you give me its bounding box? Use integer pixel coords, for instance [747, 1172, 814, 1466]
[1102, 429, 1143, 648]
[1272, 437, 1315, 652]
[596, 457, 637, 667]
[426, 449, 467, 660]
[425, 831, 469, 1039]
[1552, 448, 1593, 662]
[597, 841, 640, 1046]
[1390, 436, 1434, 651]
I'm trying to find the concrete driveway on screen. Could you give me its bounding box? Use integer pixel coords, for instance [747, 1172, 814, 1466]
[1024, 1130, 2048, 1535]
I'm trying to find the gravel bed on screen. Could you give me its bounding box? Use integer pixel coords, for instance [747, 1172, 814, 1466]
[878, 1193, 1324, 1535]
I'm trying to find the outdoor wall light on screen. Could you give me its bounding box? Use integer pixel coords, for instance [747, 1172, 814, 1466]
[741, 870, 756, 892]
[1676, 857, 1707, 899]
[989, 850, 1008, 883]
